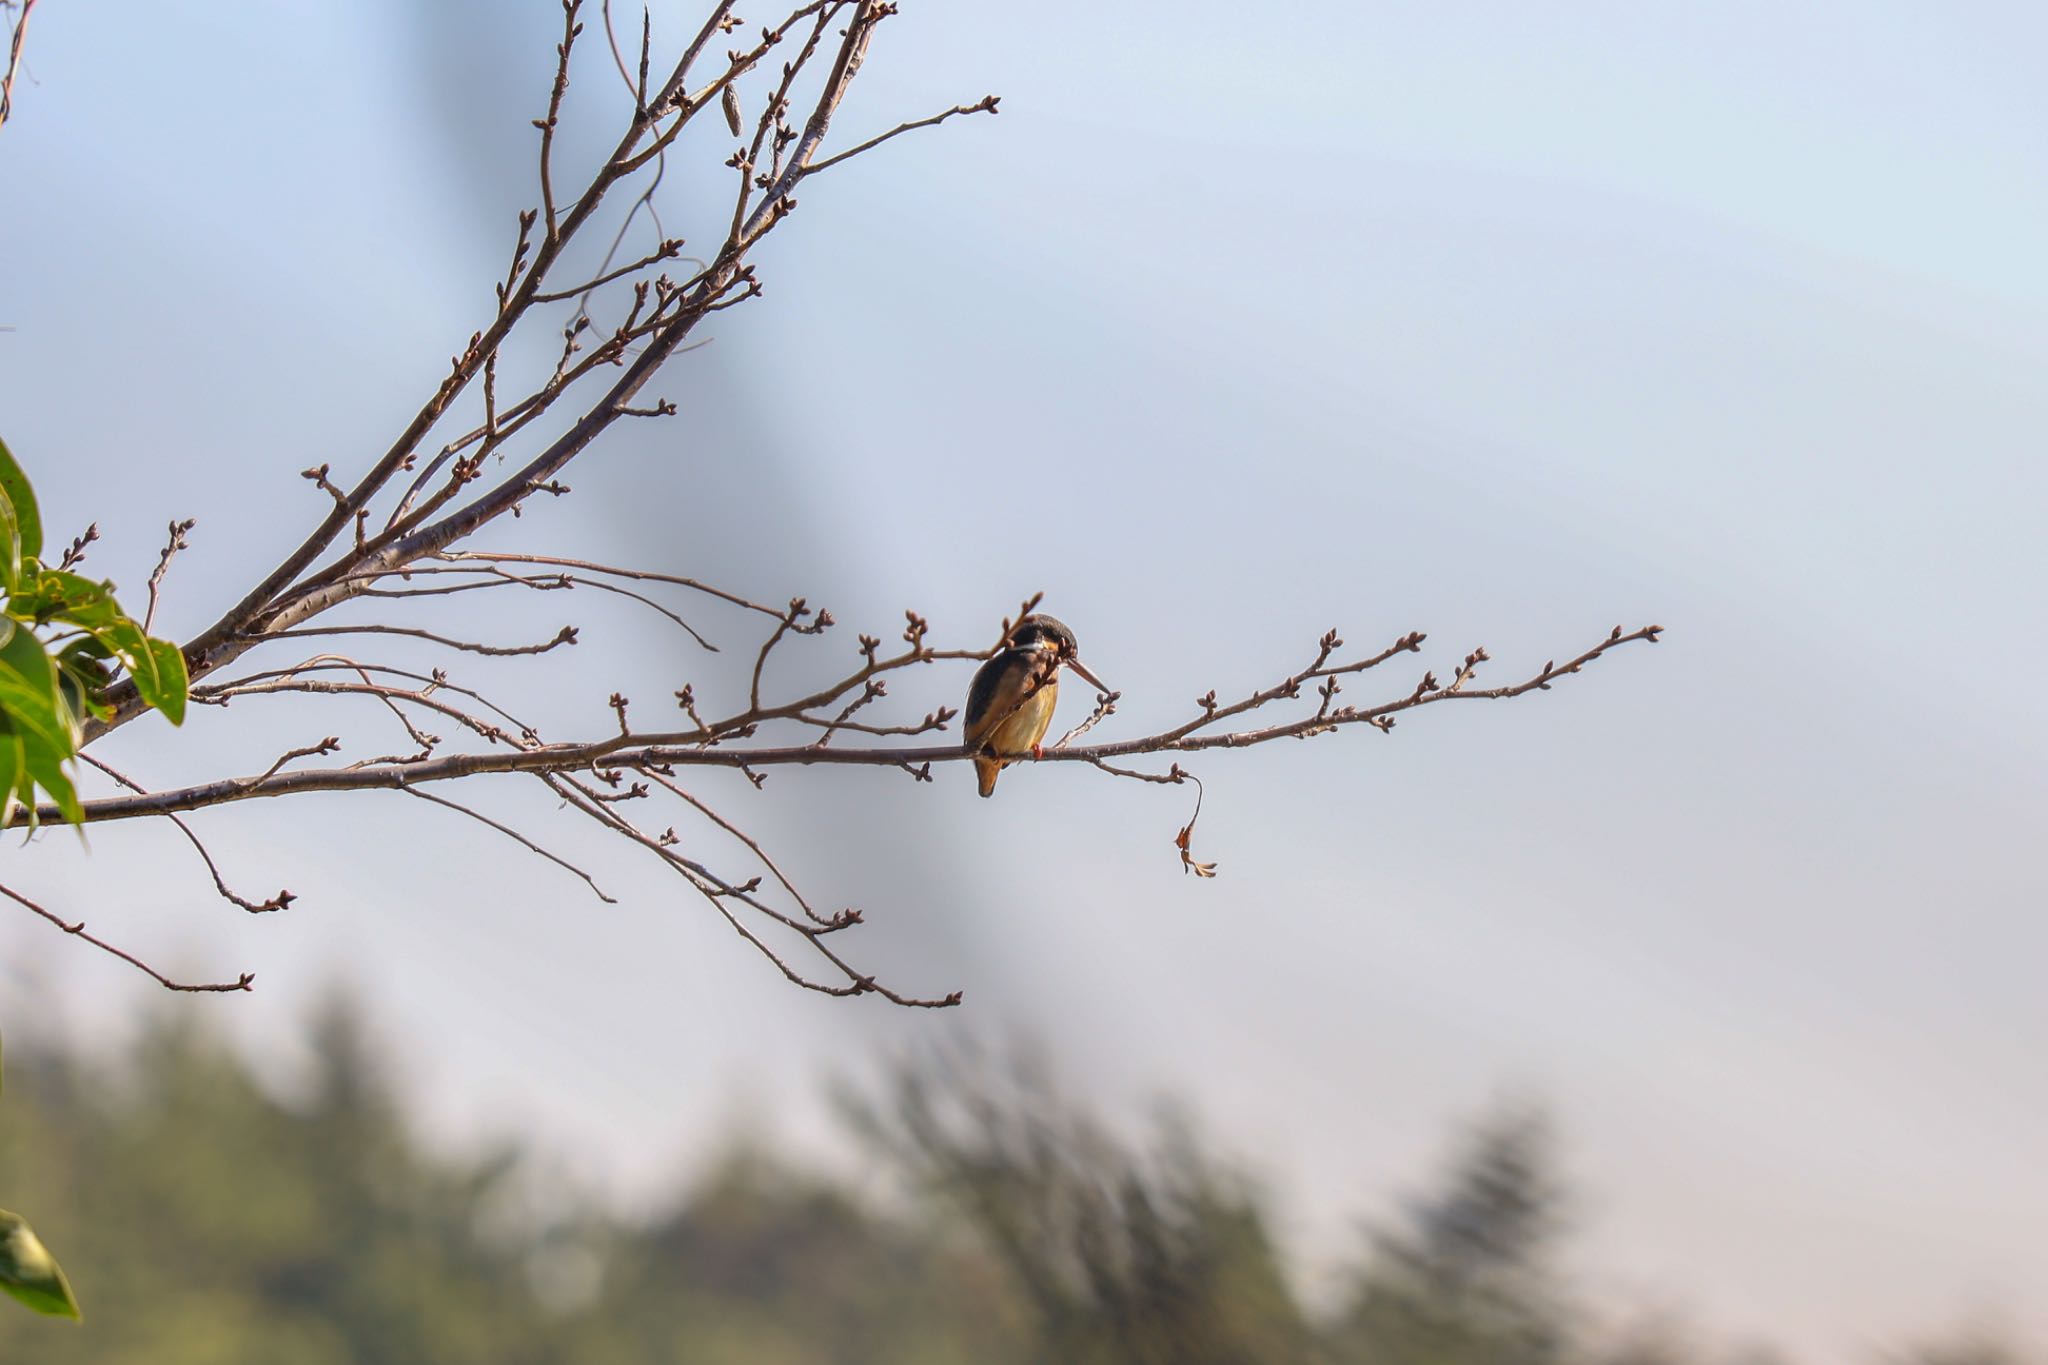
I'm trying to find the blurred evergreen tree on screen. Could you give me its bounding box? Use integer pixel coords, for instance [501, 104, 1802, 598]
[0, 1003, 573, 1364]
[1889, 1328, 2042, 1365]
[847, 1047, 1317, 1365]
[0, 1007, 1033, 1364]
[1331, 1104, 1572, 1365]
[582, 1141, 1028, 1365]
[0, 1006, 2029, 1365]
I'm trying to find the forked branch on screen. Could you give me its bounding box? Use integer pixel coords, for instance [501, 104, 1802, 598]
[18, 2, 1664, 1008]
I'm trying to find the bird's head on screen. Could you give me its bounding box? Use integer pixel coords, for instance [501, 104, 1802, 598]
[1010, 613, 1107, 692]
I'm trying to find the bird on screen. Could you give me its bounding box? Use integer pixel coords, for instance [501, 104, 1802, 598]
[963, 613, 1108, 798]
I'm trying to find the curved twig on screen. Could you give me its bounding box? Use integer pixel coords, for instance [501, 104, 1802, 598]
[1, 881, 255, 992]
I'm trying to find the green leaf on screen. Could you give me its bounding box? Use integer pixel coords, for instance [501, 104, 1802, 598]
[0, 1211, 82, 1320]
[7, 566, 115, 628]
[0, 437, 41, 563]
[142, 637, 189, 725]
[0, 484, 18, 596]
[0, 728, 22, 828]
[91, 616, 156, 691]
[55, 638, 115, 724]
[6, 568, 187, 725]
[0, 626, 74, 756]
[17, 730, 82, 826]
[0, 627, 80, 826]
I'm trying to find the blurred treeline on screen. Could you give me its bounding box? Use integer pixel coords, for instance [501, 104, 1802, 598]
[0, 1002, 2030, 1365]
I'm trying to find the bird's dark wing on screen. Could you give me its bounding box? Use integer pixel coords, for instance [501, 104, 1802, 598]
[965, 650, 1028, 752]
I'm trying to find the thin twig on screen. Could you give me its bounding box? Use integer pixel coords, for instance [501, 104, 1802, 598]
[1, 881, 255, 992]
[802, 95, 1000, 177]
[204, 656, 544, 744]
[640, 766, 842, 927]
[80, 753, 302, 913]
[0, 0, 37, 129]
[1052, 689, 1120, 751]
[544, 768, 958, 1005]
[143, 518, 197, 635]
[401, 784, 615, 902]
[57, 523, 99, 570]
[253, 622, 579, 658]
[538, 0, 585, 241]
[440, 551, 788, 618]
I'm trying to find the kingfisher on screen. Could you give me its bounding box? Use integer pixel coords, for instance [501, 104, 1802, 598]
[963, 613, 1109, 798]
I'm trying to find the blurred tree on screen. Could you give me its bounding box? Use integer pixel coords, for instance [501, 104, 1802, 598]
[1331, 1104, 1573, 1365]
[0, 1033, 81, 1321]
[0, 1005, 2034, 1364]
[0, 1004, 574, 1363]
[847, 1047, 1316, 1365]
[586, 1143, 1028, 1365]
[1590, 1313, 1718, 1365]
[1889, 1328, 2042, 1365]
[0, 1004, 1034, 1364]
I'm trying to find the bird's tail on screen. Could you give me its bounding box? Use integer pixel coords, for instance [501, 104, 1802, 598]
[974, 753, 1000, 798]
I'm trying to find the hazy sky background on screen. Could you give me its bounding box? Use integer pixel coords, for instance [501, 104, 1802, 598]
[3, 3, 2045, 1357]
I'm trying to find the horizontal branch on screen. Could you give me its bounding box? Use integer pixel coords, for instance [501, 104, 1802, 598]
[255, 622, 580, 657]
[39, 626, 1661, 827]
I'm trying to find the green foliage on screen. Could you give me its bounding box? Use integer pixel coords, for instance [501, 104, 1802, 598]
[0, 1038, 80, 1321]
[0, 435, 188, 830]
[0, 1008, 1029, 1365]
[0, 1209, 82, 1321]
[0, 1011, 2031, 1363]
[0, 434, 193, 1319]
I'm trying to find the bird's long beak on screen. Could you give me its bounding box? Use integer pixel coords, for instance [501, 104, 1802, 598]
[1066, 656, 1111, 694]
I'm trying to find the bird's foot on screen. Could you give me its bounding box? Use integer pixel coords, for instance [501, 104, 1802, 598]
[1032, 743, 1045, 760]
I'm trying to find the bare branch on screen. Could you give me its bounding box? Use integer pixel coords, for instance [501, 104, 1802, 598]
[1, 881, 255, 992]
[1086, 757, 1183, 784]
[254, 622, 579, 658]
[143, 517, 198, 634]
[203, 658, 543, 743]
[50, 625, 1663, 827]
[635, 766, 838, 927]
[251, 736, 347, 785]
[1052, 688, 1120, 751]
[441, 551, 788, 618]
[301, 463, 348, 511]
[751, 598, 819, 709]
[802, 94, 1000, 177]
[531, 238, 686, 303]
[27, 5, 1663, 1010]
[537, 0, 586, 242]
[199, 673, 514, 752]
[0, 0, 36, 130]
[57, 523, 99, 571]
[401, 784, 616, 903]
[94, 17, 755, 721]
[82, 0, 977, 749]
[80, 754, 300, 914]
[543, 767, 959, 1006]
[524, 570, 713, 649]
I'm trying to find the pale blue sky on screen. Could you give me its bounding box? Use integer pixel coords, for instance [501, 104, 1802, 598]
[3, 3, 2045, 1357]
